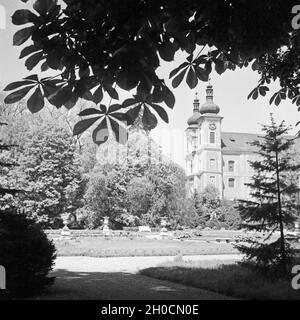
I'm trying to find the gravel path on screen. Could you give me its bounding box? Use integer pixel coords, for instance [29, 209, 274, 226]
[34, 255, 242, 300]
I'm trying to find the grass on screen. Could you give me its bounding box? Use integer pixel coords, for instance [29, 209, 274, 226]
[54, 237, 239, 257]
[140, 260, 300, 300]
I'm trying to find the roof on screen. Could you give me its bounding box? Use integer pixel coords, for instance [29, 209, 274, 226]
[221, 132, 300, 154]
[187, 112, 201, 126]
[200, 101, 220, 115]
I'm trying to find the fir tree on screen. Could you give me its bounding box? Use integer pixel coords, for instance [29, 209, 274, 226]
[237, 115, 300, 275]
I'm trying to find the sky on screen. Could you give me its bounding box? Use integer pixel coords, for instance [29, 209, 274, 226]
[1, 0, 300, 167]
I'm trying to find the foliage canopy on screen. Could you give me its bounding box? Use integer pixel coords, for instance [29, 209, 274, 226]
[5, 0, 300, 142]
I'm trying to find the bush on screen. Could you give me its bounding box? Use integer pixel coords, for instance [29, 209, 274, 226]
[206, 217, 223, 230]
[173, 229, 202, 239]
[75, 207, 99, 229]
[115, 213, 141, 228]
[218, 201, 242, 230]
[0, 210, 56, 298]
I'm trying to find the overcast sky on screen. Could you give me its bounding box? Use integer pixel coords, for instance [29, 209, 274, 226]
[1, 0, 300, 166]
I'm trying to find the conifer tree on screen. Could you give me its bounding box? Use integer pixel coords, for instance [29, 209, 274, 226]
[237, 115, 300, 275]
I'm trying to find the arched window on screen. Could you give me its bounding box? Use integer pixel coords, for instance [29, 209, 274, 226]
[210, 131, 215, 144]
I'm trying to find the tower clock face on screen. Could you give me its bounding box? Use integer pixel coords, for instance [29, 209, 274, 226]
[209, 122, 216, 130]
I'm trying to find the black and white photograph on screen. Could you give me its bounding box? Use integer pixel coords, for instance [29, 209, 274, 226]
[0, 0, 300, 312]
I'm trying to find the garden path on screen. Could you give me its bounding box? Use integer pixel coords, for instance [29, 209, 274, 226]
[33, 254, 242, 300]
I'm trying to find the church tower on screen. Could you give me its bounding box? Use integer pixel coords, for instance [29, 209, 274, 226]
[186, 85, 223, 198]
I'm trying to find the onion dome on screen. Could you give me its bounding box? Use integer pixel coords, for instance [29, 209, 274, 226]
[200, 84, 220, 115]
[187, 93, 201, 126]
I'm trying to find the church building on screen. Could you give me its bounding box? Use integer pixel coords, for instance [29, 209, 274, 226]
[185, 85, 300, 200]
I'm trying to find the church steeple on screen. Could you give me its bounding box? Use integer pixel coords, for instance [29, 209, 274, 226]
[200, 84, 220, 115]
[185, 84, 223, 199]
[193, 92, 200, 112]
[206, 84, 213, 102]
[187, 92, 201, 126]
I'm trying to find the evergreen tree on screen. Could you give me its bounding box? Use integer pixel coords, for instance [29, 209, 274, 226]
[237, 115, 300, 275]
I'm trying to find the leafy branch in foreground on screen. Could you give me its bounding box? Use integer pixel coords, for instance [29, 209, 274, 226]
[5, 0, 300, 142]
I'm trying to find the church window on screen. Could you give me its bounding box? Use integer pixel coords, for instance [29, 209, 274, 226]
[210, 158, 216, 169]
[210, 131, 215, 144]
[228, 178, 235, 188]
[192, 136, 197, 150]
[228, 161, 235, 172]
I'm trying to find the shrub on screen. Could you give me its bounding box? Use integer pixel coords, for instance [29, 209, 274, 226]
[173, 229, 202, 239]
[218, 201, 242, 230]
[75, 207, 99, 229]
[206, 217, 222, 230]
[0, 210, 56, 298]
[115, 213, 141, 228]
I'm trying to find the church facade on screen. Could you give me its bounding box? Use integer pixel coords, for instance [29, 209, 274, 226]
[185, 85, 300, 200]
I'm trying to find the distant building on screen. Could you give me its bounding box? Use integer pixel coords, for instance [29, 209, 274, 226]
[185, 85, 300, 200]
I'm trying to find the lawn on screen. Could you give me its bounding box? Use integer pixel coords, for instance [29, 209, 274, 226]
[140, 260, 300, 300]
[51, 229, 293, 258]
[54, 237, 239, 257]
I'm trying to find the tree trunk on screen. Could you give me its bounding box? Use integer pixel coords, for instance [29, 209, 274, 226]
[275, 150, 287, 274]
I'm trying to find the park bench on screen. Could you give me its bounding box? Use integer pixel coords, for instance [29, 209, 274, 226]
[138, 226, 151, 232]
